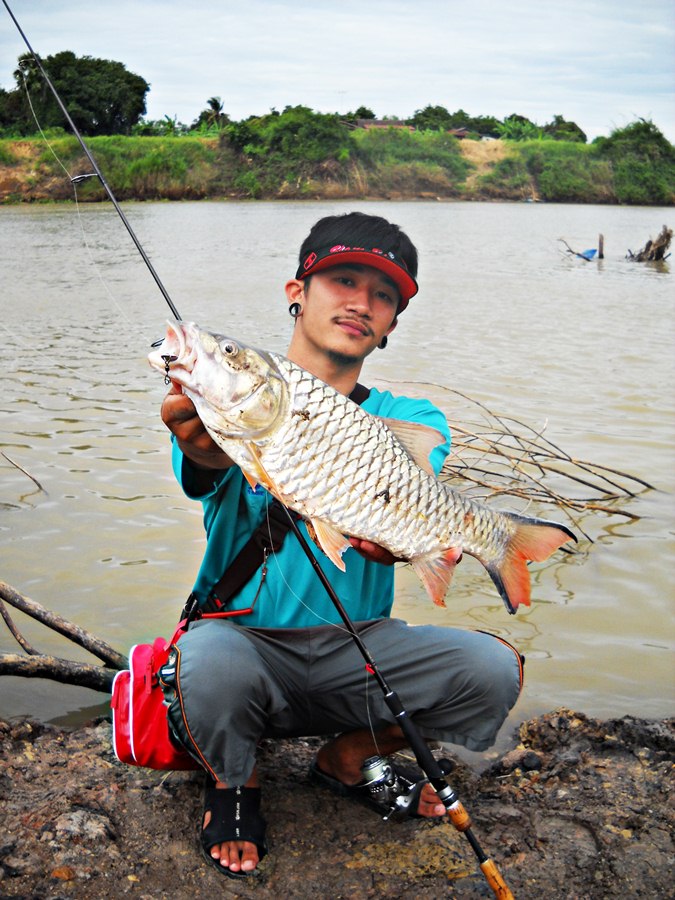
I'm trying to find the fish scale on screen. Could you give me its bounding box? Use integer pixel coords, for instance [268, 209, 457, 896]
[264, 355, 521, 566]
[149, 322, 577, 613]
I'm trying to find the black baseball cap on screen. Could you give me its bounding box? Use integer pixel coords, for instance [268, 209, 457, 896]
[296, 243, 418, 312]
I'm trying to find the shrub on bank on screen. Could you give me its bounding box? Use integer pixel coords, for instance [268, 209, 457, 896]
[352, 128, 469, 193]
[518, 141, 615, 203]
[476, 154, 533, 199]
[19, 135, 228, 200]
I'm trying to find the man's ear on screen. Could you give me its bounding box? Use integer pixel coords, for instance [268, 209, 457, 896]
[285, 279, 305, 303]
[385, 317, 398, 337]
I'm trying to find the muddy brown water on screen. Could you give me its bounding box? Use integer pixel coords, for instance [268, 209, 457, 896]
[1, 200, 673, 762]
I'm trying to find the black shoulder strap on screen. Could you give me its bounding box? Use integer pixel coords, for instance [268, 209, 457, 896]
[201, 382, 371, 612]
[204, 498, 294, 610]
[349, 382, 371, 405]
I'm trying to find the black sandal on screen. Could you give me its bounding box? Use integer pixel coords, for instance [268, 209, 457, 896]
[309, 758, 428, 820]
[200, 779, 268, 879]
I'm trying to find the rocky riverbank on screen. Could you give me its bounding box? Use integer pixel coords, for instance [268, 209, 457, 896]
[0, 708, 672, 899]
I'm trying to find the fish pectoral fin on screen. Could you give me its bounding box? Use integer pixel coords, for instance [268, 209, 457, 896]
[310, 518, 350, 572]
[378, 418, 446, 476]
[242, 469, 260, 491]
[411, 546, 463, 607]
[245, 444, 283, 495]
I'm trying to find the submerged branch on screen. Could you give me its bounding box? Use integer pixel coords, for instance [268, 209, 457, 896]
[0, 581, 127, 670]
[375, 377, 652, 537]
[1, 451, 47, 494]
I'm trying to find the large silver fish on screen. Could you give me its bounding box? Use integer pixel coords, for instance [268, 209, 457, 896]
[150, 321, 576, 614]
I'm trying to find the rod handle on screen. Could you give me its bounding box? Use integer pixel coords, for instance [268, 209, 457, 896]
[480, 858, 515, 900]
[446, 799, 472, 832]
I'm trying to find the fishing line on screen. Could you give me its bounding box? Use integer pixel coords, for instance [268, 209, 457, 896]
[261, 503, 351, 634]
[2, 0, 182, 323]
[260, 507, 384, 751]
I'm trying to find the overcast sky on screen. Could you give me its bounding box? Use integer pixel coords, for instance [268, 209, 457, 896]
[2, 0, 673, 142]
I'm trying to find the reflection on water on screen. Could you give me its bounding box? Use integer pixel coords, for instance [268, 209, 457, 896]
[1, 201, 673, 740]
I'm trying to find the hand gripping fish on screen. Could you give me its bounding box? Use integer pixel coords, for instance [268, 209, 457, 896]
[150, 322, 576, 614]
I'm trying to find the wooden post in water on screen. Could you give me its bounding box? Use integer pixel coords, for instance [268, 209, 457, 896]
[598, 234, 604, 259]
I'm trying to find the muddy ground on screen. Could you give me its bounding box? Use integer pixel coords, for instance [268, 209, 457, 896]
[0, 708, 672, 899]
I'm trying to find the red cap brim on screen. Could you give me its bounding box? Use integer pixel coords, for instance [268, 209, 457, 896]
[297, 245, 418, 312]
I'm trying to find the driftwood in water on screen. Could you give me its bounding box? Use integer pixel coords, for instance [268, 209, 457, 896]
[0, 580, 126, 693]
[558, 235, 605, 262]
[627, 225, 672, 261]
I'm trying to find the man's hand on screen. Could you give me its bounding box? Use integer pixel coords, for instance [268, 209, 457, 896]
[349, 538, 399, 566]
[161, 383, 233, 470]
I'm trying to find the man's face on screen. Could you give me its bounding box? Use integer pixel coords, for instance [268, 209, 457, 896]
[297, 263, 399, 364]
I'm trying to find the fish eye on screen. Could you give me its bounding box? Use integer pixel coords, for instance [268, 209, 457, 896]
[221, 341, 239, 357]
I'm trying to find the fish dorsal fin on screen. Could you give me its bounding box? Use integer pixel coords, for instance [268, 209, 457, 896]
[411, 547, 463, 607]
[310, 518, 350, 572]
[379, 418, 446, 476]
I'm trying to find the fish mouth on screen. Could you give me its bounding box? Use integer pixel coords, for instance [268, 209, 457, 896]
[148, 320, 197, 380]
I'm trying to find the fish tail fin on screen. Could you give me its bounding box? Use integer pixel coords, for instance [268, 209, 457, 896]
[411, 546, 464, 608]
[487, 514, 577, 614]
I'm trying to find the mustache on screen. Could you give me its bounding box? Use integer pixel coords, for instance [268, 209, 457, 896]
[334, 316, 375, 337]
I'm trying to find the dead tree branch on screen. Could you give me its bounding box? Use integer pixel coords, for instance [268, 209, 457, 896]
[0, 581, 127, 670]
[0, 652, 117, 692]
[0, 598, 40, 655]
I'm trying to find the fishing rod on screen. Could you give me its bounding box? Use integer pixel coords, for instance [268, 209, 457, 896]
[279, 507, 515, 900]
[2, 0, 182, 322]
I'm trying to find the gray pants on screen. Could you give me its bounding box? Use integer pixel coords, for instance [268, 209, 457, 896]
[164, 617, 523, 785]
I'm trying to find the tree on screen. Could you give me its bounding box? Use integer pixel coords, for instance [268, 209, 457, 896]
[497, 114, 544, 141]
[191, 96, 231, 132]
[593, 119, 675, 204]
[349, 105, 376, 120]
[461, 113, 501, 137]
[7, 50, 149, 135]
[407, 104, 454, 131]
[0, 85, 27, 134]
[543, 114, 587, 143]
[594, 118, 675, 162]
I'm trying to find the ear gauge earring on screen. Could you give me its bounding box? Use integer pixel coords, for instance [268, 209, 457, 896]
[378, 336, 388, 350]
[289, 302, 302, 318]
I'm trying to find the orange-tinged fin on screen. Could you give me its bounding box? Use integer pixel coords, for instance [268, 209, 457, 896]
[246, 444, 283, 495]
[242, 469, 260, 490]
[411, 546, 464, 607]
[379, 418, 446, 476]
[487, 515, 577, 614]
[310, 518, 351, 571]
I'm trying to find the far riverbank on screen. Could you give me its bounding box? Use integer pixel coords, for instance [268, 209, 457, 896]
[1, 134, 673, 204]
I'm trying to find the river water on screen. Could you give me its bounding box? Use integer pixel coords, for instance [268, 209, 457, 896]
[1, 200, 673, 755]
